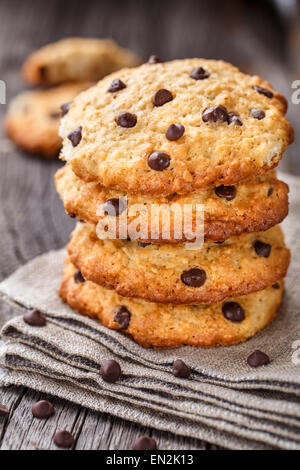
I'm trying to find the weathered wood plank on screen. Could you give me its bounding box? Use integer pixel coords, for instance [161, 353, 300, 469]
[0, 0, 298, 450]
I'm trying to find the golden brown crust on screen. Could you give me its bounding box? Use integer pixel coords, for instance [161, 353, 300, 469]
[22, 38, 140, 86]
[55, 164, 289, 243]
[67, 223, 290, 305]
[4, 83, 92, 158]
[60, 58, 294, 196]
[60, 258, 283, 348]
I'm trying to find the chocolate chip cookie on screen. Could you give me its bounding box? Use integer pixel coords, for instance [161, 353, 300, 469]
[67, 222, 290, 305]
[5, 82, 91, 158]
[59, 58, 293, 196]
[60, 257, 283, 348]
[22, 38, 140, 85]
[55, 164, 289, 243]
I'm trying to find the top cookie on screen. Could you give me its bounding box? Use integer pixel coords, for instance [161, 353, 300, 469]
[60, 58, 293, 197]
[22, 38, 140, 85]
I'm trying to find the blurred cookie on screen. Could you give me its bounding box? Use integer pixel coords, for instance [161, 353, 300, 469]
[4, 82, 91, 158]
[67, 222, 290, 305]
[22, 38, 140, 85]
[59, 58, 293, 196]
[60, 257, 283, 348]
[55, 164, 289, 244]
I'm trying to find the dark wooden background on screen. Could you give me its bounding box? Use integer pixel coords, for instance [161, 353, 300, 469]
[0, 0, 299, 450]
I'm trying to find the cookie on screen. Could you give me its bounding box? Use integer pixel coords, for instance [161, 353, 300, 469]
[5, 82, 91, 158]
[55, 164, 289, 244]
[67, 222, 290, 305]
[60, 257, 283, 348]
[22, 38, 140, 86]
[59, 58, 293, 196]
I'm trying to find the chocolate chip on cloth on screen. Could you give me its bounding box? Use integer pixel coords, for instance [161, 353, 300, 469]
[100, 359, 121, 383]
[247, 350, 270, 367]
[23, 310, 47, 327]
[67, 223, 289, 305]
[53, 430, 74, 448]
[59, 58, 293, 196]
[132, 436, 157, 450]
[59, 258, 284, 348]
[32, 400, 54, 419]
[173, 359, 191, 378]
[114, 306, 131, 329]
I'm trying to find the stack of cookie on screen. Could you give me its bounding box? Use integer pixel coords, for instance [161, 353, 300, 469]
[5, 38, 140, 158]
[55, 58, 293, 348]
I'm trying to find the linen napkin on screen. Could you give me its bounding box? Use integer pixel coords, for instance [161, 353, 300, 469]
[0, 172, 299, 450]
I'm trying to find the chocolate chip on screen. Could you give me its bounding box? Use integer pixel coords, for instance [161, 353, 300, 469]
[68, 127, 82, 147]
[32, 400, 54, 419]
[147, 55, 163, 64]
[215, 185, 236, 201]
[173, 359, 191, 378]
[254, 240, 271, 258]
[153, 89, 173, 107]
[214, 240, 225, 245]
[247, 350, 270, 367]
[253, 85, 274, 99]
[60, 101, 73, 117]
[108, 79, 126, 93]
[114, 306, 131, 329]
[166, 124, 185, 141]
[100, 359, 121, 383]
[202, 105, 228, 123]
[116, 112, 137, 128]
[0, 404, 9, 417]
[39, 66, 47, 79]
[74, 270, 85, 284]
[222, 302, 245, 322]
[251, 108, 265, 120]
[190, 66, 209, 80]
[132, 436, 157, 450]
[53, 430, 74, 448]
[138, 241, 151, 247]
[148, 152, 170, 171]
[103, 198, 127, 216]
[272, 283, 280, 289]
[68, 213, 76, 218]
[228, 112, 243, 126]
[181, 268, 206, 288]
[267, 187, 274, 197]
[23, 310, 47, 327]
[49, 111, 60, 119]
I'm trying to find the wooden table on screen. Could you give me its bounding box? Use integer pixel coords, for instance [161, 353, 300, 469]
[0, 0, 299, 450]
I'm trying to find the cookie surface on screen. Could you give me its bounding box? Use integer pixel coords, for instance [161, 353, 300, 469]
[5, 83, 91, 158]
[55, 164, 289, 244]
[22, 38, 140, 85]
[67, 223, 290, 304]
[60, 58, 293, 196]
[60, 258, 283, 348]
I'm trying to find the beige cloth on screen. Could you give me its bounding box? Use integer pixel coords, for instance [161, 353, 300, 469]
[0, 171, 300, 450]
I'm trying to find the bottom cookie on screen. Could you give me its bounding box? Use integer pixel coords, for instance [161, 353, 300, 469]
[59, 257, 283, 349]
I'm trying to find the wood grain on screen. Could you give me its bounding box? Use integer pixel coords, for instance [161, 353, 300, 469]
[0, 0, 298, 450]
